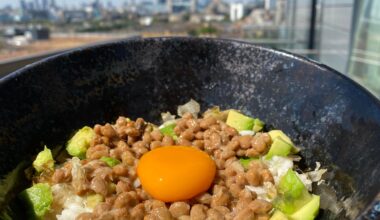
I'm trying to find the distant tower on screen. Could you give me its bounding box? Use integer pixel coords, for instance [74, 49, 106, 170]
[190, 0, 197, 13]
[107, 0, 113, 9]
[230, 3, 243, 21]
[42, 0, 48, 10]
[34, 0, 40, 10]
[20, 0, 27, 10]
[50, 0, 57, 8]
[275, 0, 285, 25]
[167, 0, 173, 13]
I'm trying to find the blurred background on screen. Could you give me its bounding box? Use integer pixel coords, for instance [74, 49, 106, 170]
[0, 0, 379, 98]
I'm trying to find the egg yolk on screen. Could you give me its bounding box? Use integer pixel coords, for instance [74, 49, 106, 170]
[137, 146, 216, 202]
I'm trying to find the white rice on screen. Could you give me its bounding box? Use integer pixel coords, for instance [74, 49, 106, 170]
[56, 195, 92, 220]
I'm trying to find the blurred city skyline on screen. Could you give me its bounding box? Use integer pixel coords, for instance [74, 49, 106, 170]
[0, 0, 379, 99]
[0, 0, 260, 9]
[1, 0, 151, 8]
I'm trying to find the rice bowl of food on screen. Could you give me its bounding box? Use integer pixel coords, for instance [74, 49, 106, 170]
[0, 38, 379, 220]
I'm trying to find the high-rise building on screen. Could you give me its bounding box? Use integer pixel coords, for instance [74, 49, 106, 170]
[42, 0, 48, 10]
[50, 0, 57, 8]
[191, 0, 197, 13]
[34, 0, 40, 10]
[275, 0, 285, 25]
[20, 0, 27, 11]
[167, 0, 197, 13]
[265, 0, 276, 11]
[230, 3, 243, 21]
[167, 0, 173, 13]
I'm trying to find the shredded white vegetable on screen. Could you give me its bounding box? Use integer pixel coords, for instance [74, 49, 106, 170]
[71, 157, 88, 194]
[264, 156, 294, 186]
[239, 130, 256, 136]
[56, 195, 92, 220]
[177, 99, 200, 118]
[245, 181, 277, 202]
[51, 184, 74, 209]
[51, 184, 92, 220]
[296, 173, 313, 191]
[307, 162, 327, 183]
[297, 162, 328, 191]
[161, 111, 176, 123]
[287, 155, 302, 162]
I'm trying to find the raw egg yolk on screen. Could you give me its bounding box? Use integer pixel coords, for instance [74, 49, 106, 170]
[137, 146, 216, 202]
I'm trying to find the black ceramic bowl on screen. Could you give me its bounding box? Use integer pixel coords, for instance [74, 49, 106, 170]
[0, 38, 379, 219]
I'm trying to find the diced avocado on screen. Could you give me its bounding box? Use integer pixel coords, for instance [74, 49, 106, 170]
[226, 110, 254, 131]
[278, 169, 307, 198]
[252, 118, 265, 132]
[275, 192, 313, 215]
[203, 107, 230, 121]
[159, 123, 177, 140]
[66, 126, 95, 159]
[86, 194, 104, 208]
[100, 156, 121, 167]
[290, 195, 320, 220]
[268, 130, 293, 144]
[239, 157, 258, 170]
[274, 169, 312, 214]
[265, 137, 293, 159]
[268, 130, 300, 153]
[270, 210, 289, 220]
[32, 146, 54, 172]
[19, 183, 53, 219]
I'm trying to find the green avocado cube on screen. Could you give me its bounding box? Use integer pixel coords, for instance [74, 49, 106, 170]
[19, 183, 53, 219]
[274, 169, 312, 214]
[278, 169, 307, 198]
[290, 194, 320, 220]
[265, 137, 293, 159]
[252, 118, 265, 132]
[66, 126, 95, 159]
[32, 146, 54, 172]
[270, 210, 289, 220]
[226, 110, 254, 131]
[100, 156, 121, 167]
[159, 123, 177, 140]
[268, 130, 293, 144]
[267, 130, 300, 156]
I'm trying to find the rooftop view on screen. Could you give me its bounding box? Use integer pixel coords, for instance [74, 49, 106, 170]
[0, 0, 379, 97]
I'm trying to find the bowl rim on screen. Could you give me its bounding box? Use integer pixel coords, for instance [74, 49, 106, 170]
[1, 37, 379, 107]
